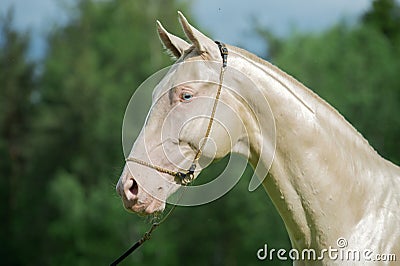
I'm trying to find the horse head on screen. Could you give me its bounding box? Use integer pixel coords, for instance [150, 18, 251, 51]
[116, 12, 248, 214]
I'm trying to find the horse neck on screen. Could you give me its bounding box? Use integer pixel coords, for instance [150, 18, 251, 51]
[229, 47, 392, 250]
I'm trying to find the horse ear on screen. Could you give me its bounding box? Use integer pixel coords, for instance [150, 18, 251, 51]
[157, 20, 190, 59]
[178, 11, 217, 54]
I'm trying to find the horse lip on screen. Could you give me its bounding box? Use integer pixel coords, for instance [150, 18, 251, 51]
[127, 199, 164, 215]
[130, 202, 146, 213]
[144, 200, 162, 214]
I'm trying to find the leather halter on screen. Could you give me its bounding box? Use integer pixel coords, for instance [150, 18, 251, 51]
[125, 41, 228, 186]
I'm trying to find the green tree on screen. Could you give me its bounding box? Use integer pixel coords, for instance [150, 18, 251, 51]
[362, 0, 400, 43]
[0, 10, 37, 265]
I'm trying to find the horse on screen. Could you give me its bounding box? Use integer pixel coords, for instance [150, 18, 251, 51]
[116, 12, 400, 265]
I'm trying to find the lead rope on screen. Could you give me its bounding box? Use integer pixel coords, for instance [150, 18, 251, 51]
[110, 41, 228, 265]
[110, 190, 184, 266]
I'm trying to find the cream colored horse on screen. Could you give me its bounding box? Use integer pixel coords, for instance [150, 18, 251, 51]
[116, 12, 400, 265]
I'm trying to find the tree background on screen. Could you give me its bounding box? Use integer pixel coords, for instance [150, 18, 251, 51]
[1, 0, 399, 265]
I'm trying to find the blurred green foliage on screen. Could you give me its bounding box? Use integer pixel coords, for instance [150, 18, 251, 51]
[258, 1, 400, 164]
[0, 9, 37, 265]
[1, 0, 399, 265]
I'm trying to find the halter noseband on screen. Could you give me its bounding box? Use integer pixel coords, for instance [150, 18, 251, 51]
[125, 41, 228, 186]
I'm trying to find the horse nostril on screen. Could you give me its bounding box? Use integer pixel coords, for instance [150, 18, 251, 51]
[129, 178, 138, 196]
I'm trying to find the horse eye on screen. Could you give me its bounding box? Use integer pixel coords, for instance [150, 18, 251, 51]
[181, 92, 193, 101]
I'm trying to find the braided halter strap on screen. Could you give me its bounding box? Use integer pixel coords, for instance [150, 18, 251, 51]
[125, 41, 228, 186]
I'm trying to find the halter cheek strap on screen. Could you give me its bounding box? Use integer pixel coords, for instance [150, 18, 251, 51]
[125, 41, 228, 186]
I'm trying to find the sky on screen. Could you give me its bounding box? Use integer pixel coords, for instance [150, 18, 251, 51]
[0, 0, 392, 59]
[191, 0, 373, 54]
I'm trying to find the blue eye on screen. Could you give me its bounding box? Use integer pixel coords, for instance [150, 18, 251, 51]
[181, 92, 193, 101]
